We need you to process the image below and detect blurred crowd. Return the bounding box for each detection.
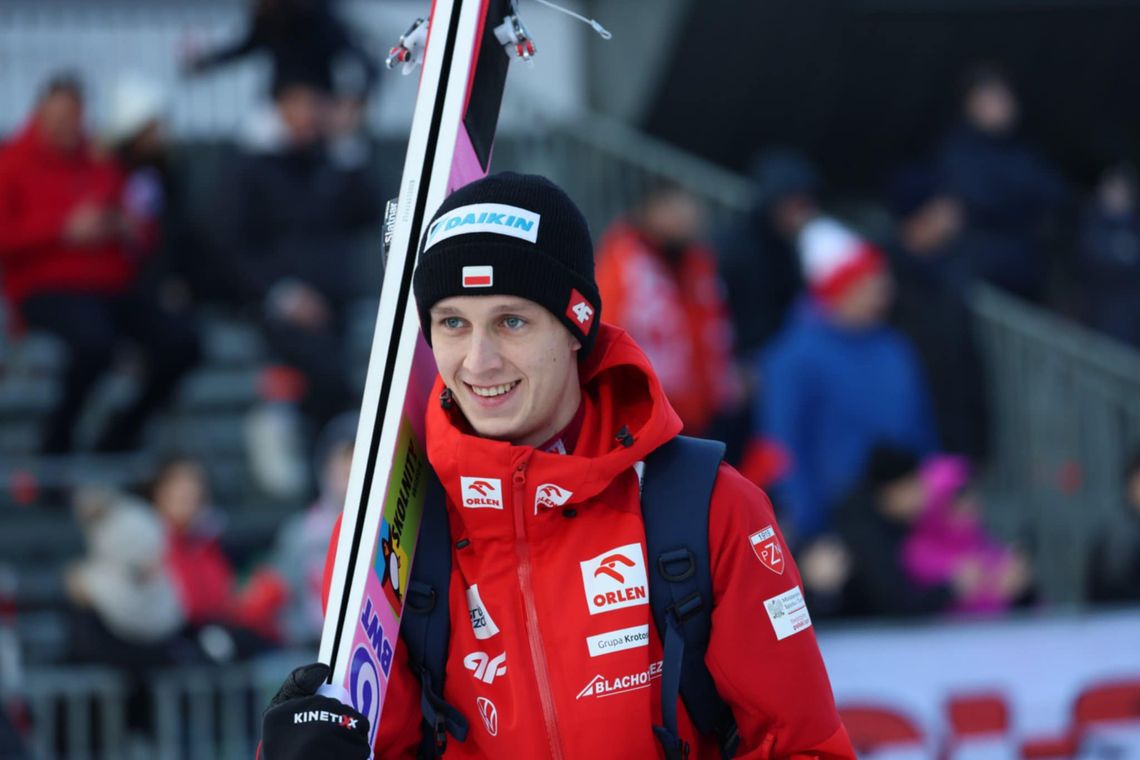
[0,0,384,751]
[593,64,1140,622]
[1,2,1140,751]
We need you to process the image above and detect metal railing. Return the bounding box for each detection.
[495,111,753,235]
[971,284,1140,604]
[500,112,1140,608]
[19,652,308,760]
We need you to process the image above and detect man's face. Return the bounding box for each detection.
[641,189,705,250]
[38,90,84,152]
[831,270,893,329]
[276,84,326,147]
[966,81,1018,136]
[429,295,582,447]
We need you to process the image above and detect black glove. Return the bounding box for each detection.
[260,662,372,760]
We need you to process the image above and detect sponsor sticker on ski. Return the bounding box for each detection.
[749,525,784,575]
[466,584,500,640]
[585,625,650,657]
[764,586,812,641]
[461,477,503,509]
[425,202,541,250]
[580,543,649,615]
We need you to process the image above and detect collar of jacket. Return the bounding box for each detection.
[425,323,683,540]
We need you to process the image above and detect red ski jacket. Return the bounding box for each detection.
[326,324,854,759]
[0,121,133,309]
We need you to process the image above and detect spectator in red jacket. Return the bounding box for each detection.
[0,74,200,453]
[595,182,744,439]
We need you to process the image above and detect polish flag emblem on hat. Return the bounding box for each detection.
[798,217,885,305]
[462,266,493,288]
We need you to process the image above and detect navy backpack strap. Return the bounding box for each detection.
[402,471,468,757]
[643,435,740,760]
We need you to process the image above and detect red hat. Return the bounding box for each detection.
[798,217,886,306]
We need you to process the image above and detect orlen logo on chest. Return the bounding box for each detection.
[460,477,503,510]
[580,542,649,616]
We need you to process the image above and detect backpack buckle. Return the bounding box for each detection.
[667,591,703,623]
[658,548,695,582]
[406,580,437,614]
[433,714,448,751]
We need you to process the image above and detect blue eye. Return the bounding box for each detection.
[502,316,526,330]
[440,316,464,329]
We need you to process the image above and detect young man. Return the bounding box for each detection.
[261,174,855,759]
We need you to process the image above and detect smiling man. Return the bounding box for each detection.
[260,173,855,760]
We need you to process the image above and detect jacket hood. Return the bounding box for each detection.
[425,323,683,534]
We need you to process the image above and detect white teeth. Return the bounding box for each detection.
[470,381,519,398]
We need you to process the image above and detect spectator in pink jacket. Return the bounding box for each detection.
[902,455,1033,614]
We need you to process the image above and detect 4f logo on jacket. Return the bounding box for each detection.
[461,477,503,509]
[580,543,649,615]
[464,651,507,684]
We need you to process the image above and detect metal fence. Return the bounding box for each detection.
[496,111,753,236]
[18,652,307,760]
[499,113,1140,607]
[972,285,1140,605]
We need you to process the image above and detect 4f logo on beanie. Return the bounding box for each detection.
[566,289,595,334]
[425,203,541,250]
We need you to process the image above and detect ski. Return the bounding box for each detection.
[317,0,514,745]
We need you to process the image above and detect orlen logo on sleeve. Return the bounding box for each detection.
[580,543,649,615]
[534,483,573,514]
[460,477,503,510]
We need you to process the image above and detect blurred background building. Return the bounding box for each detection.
[1,0,1139,758]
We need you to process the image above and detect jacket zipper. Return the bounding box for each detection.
[513,459,566,760]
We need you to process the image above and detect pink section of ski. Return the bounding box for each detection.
[448,125,490,193]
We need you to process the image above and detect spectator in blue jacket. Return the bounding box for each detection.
[757,217,938,546]
[937,64,1067,302]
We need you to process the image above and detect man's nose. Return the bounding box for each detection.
[462,328,503,376]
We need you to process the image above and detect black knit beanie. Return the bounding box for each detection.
[413,172,602,357]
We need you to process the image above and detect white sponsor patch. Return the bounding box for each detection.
[580,543,649,616]
[463,651,507,684]
[576,660,663,699]
[764,586,812,641]
[466,584,500,640]
[462,265,493,288]
[460,477,503,509]
[585,625,650,657]
[425,202,541,250]
[534,483,573,514]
